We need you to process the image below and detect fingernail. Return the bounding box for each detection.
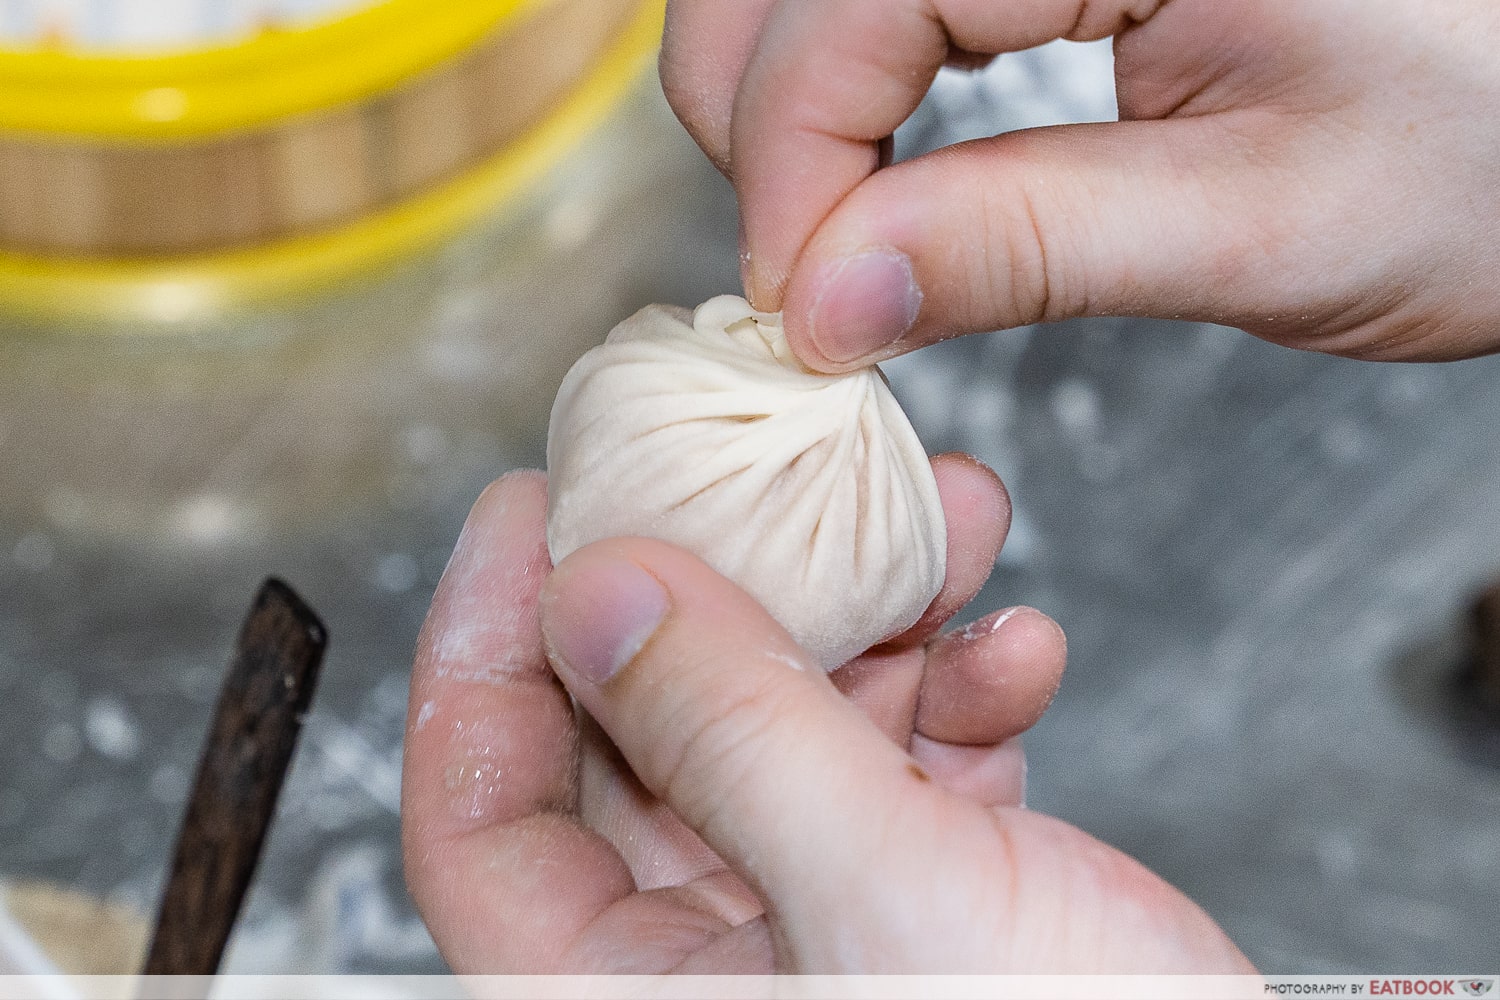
[806,249,922,365]
[543,557,668,684]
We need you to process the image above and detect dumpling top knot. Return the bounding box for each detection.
[546,295,947,670]
[693,294,797,366]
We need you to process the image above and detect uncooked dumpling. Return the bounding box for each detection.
[546,295,946,670]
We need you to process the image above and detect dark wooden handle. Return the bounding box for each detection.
[1469,583,1500,716]
[141,578,328,977]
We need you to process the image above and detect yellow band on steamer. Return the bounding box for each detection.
[0,0,554,140]
[0,0,665,323]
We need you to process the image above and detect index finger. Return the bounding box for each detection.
[731,0,945,309]
[659,0,778,173]
[401,471,633,972]
[731,0,1143,309]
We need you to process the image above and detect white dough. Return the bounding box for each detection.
[545,295,947,670]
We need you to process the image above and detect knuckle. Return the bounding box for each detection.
[649,668,799,833]
[656,45,693,118]
[657,55,731,172]
[972,175,1057,328]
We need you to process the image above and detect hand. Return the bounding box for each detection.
[402,463,1251,972]
[661,0,1500,365]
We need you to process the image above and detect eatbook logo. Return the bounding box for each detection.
[1461,981,1494,997]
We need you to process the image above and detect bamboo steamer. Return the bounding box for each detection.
[0,0,662,322]
[1,879,148,978]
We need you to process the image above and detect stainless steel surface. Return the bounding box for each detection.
[2,44,1497,974]
[888,328,1500,971]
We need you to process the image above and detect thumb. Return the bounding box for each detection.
[537,537,951,955]
[781,116,1346,371]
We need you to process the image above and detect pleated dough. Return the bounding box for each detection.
[546,295,946,670]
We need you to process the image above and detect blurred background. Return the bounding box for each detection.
[0,1,1496,979]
